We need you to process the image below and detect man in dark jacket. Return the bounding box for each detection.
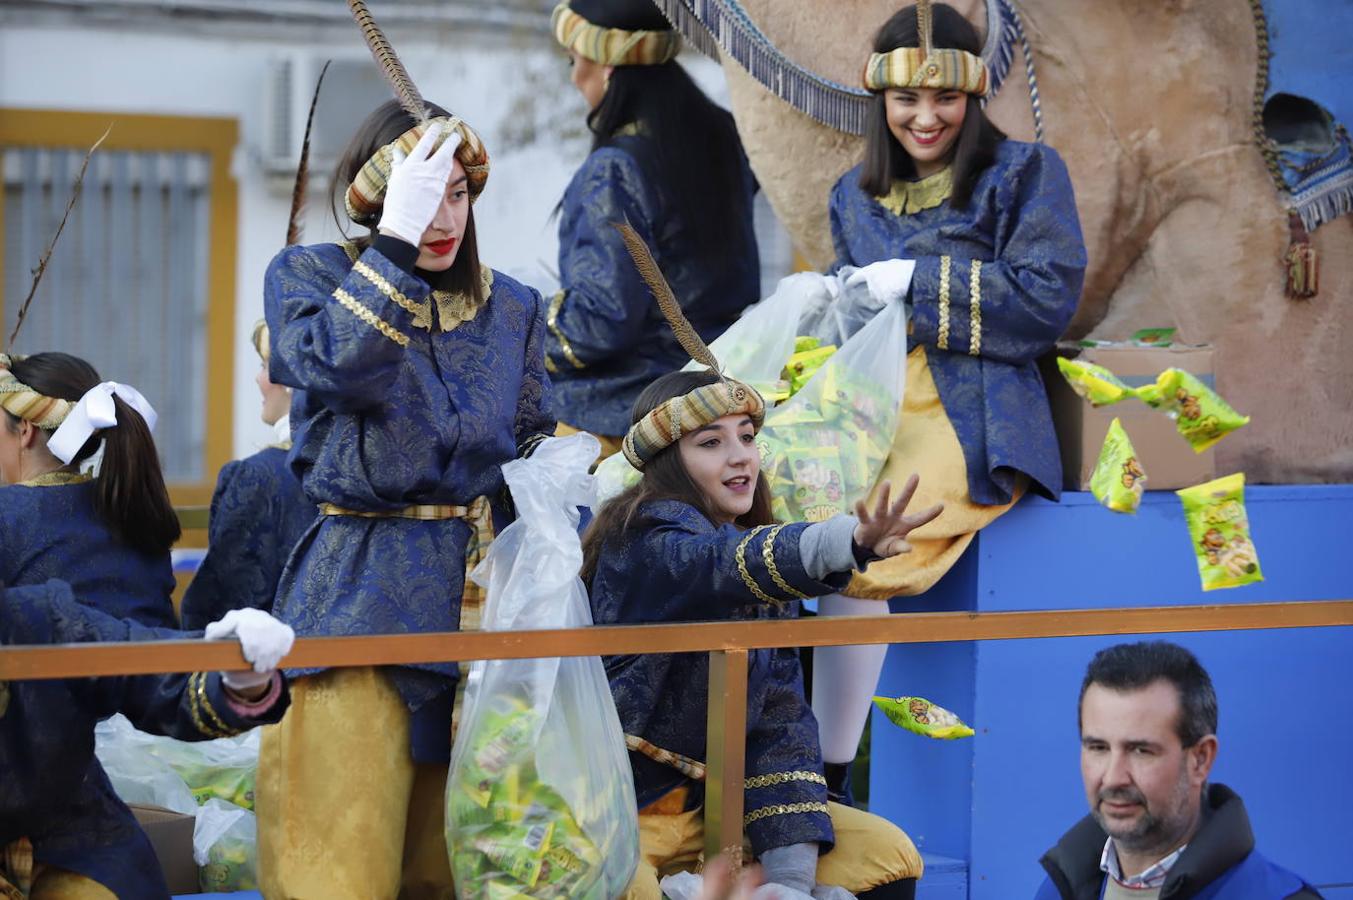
[1035,641,1320,900]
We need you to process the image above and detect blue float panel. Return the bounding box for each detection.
[870,486,1353,897]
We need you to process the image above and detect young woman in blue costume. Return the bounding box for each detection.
[256,93,555,896]
[0,352,179,628]
[810,1,1088,802]
[178,320,314,630]
[547,0,760,456]
[582,234,941,898]
[0,580,292,900]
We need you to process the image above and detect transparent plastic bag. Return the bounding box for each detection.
[193,798,258,892]
[797,265,886,348]
[758,294,908,522]
[446,433,640,899]
[94,714,198,815]
[691,271,825,393]
[95,713,260,811]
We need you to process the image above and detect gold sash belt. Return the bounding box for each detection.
[319,499,486,521]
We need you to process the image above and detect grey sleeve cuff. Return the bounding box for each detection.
[799,514,859,581]
[758,841,820,893]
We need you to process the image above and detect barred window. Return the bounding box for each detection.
[3,146,210,481]
[1,111,237,504]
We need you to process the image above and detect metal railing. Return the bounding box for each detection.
[3,599,1351,860]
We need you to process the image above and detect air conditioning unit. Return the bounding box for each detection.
[262,54,392,192]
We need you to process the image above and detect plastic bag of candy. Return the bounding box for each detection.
[1137,368,1249,452]
[758,293,907,522]
[446,434,638,899]
[1090,418,1146,514]
[193,798,258,892]
[872,695,974,740]
[1177,473,1264,591]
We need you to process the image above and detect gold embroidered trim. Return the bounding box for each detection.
[518,433,550,458]
[745,770,827,789]
[319,502,475,521]
[18,471,92,487]
[937,255,952,350]
[968,259,983,356]
[546,290,586,370]
[432,267,494,333]
[735,526,779,605]
[189,672,233,738]
[626,734,708,781]
[340,241,361,263]
[353,259,430,330]
[761,525,809,600]
[333,288,410,347]
[877,167,953,217]
[744,801,831,826]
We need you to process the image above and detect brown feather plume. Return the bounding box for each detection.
[286,60,330,246]
[346,0,428,123]
[612,220,723,375]
[7,125,111,350]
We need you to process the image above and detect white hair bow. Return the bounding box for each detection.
[47,381,157,464]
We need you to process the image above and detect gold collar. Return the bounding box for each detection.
[18,470,92,487]
[341,242,494,334]
[877,167,953,217]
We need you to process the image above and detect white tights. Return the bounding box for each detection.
[811,593,890,764]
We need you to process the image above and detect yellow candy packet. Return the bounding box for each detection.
[782,336,837,397]
[1056,357,1136,406]
[1090,418,1146,514]
[1177,473,1263,591]
[872,695,975,740]
[1138,369,1249,453]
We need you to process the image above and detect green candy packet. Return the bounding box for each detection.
[872,695,975,740]
[1137,368,1249,453]
[1089,418,1146,514]
[1055,357,1136,407]
[1130,327,1176,347]
[1177,473,1263,592]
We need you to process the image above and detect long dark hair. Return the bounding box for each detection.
[572,0,752,267]
[858,3,1005,208]
[331,99,484,302]
[580,369,773,583]
[4,352,180,556]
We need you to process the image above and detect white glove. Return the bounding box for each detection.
[204,608,295,691]
[844,258,915,306]
[377,122,462,247]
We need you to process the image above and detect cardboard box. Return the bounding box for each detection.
[130,803,199,895]
[1042,343,1216,491]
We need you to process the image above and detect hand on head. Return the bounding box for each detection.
[852,473,943,559]
[377,121,463,247]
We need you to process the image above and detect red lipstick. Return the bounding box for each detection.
[425,237,457,257]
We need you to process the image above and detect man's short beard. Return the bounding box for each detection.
[1094,771,1196,856]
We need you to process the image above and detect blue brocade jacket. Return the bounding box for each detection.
[829,139,1087,504]
[0,480,176,628]
[264,243,554,726]
[589,501,850,856]
[179,446,316,630]
[0,580,289,899]
[546,134,760,436]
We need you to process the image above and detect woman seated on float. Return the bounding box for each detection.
[0,352,180,627]
[581,251,941,898]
